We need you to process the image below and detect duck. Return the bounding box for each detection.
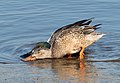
[20,42,52,61]
[20,18,105,61]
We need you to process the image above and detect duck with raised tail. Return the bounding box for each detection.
[21,18,105,61]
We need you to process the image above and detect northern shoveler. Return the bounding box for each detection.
[21,18,105,61]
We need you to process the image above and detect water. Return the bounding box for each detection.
[0,0,120,83]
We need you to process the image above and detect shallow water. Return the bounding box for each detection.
[0,0,120,83]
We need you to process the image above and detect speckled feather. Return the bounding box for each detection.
[48,18,94,45]
[51,25,103,58]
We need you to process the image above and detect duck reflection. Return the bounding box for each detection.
[28,58,98,83]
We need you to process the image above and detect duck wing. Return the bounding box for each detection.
[82,24,102,34]
[54,18,94,34]
[48,18,94,44]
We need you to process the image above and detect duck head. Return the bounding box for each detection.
[20,42,52,61]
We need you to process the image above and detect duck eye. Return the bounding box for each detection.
[38,51,44,55]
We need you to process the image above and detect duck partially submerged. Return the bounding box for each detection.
[21,18,105,61]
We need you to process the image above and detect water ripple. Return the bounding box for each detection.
[0,0,120,82]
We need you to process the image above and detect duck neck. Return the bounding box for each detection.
[45,49,52,58]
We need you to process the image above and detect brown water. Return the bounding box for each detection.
[0,0,120,83]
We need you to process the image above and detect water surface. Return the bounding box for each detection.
[0,0,120,83]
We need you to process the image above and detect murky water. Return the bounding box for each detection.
[0,0,120,83]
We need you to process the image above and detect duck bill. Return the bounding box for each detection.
[21,55,36,62]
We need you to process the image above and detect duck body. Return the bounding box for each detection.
[21,18,105,61]
[51,27,83,58]
[51,25,104,58]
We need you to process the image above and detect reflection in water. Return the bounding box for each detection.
[28,59,98,83]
